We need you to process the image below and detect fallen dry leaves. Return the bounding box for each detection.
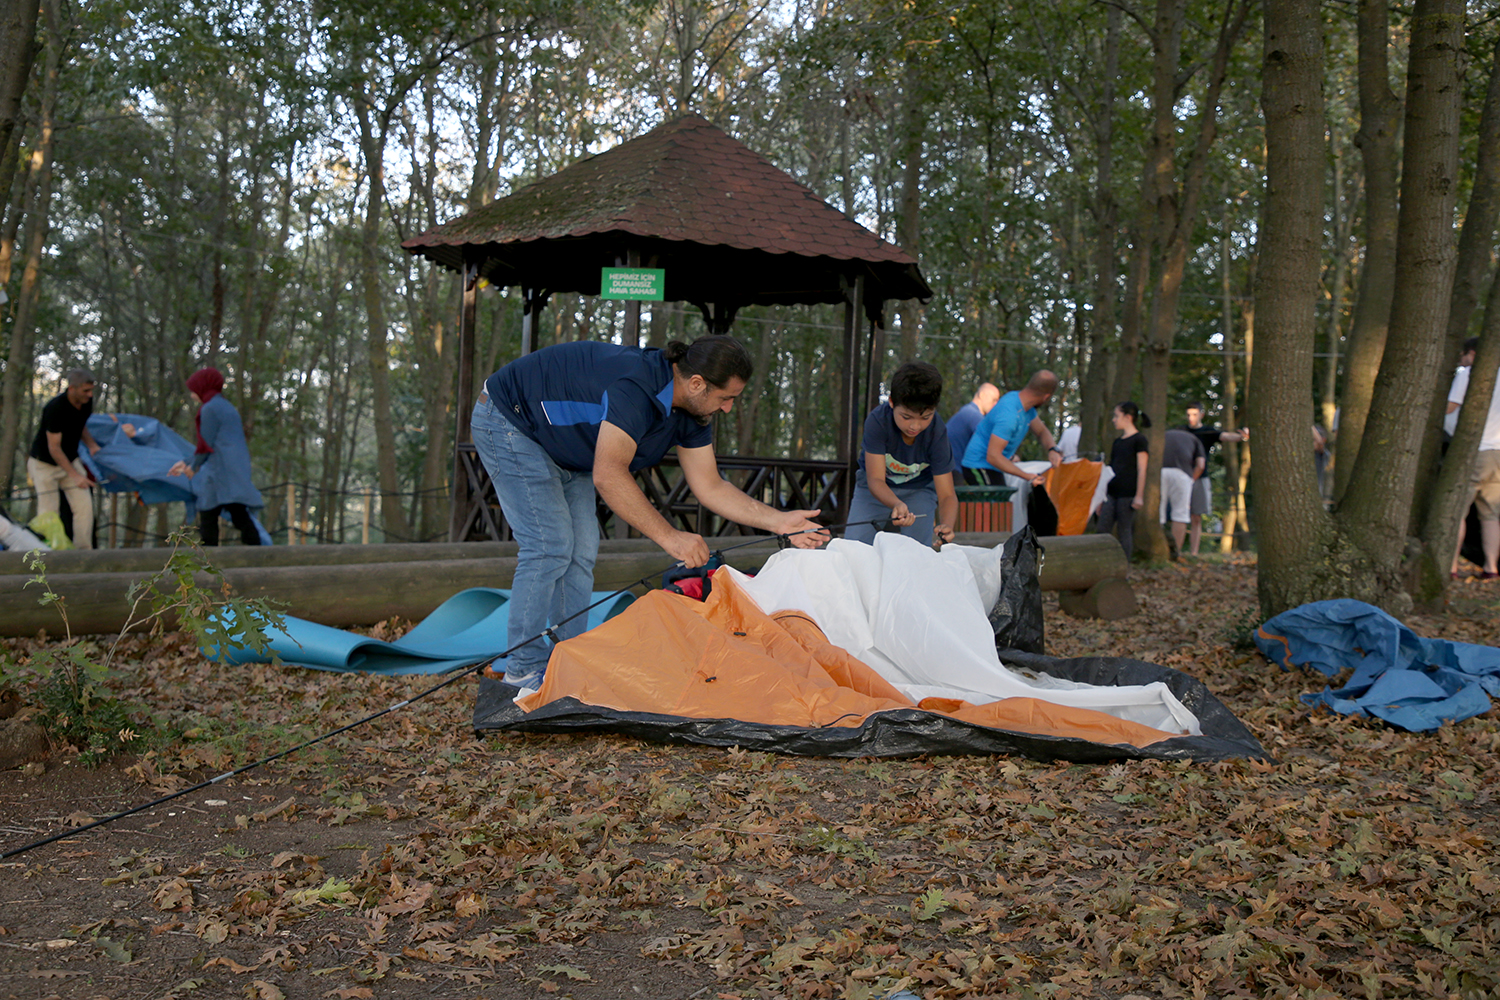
[1,554,1498,999]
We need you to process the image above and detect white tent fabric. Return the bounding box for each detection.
[726,533,1202,736]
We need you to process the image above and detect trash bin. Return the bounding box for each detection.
[955,484,1016,532]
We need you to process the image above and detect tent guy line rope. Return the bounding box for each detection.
[0,516,907,861]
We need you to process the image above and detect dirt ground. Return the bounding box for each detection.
[2,556,1498,1000]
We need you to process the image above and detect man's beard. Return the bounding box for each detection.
[675,403,715,427]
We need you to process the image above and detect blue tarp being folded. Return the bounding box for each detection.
[1256,598,1500,731]
[215,587,636,675]
[81,413,271,543]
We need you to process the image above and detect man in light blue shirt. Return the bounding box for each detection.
[961,369,1064,487]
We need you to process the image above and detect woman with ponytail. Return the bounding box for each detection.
[1096,401,1149,560]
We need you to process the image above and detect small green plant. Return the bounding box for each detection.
[22,532,287,765]
[912,886,951,920]
[1224,606,1264,651]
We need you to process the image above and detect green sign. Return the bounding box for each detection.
[600,267,665,301]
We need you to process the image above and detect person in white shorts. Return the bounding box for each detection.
[1454,359,1500,579]
[1160,429,1205,554]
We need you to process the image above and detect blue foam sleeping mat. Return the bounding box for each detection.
[215,588,636,675]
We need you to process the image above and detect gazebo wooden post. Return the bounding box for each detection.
[449,257,480,542]
[839,275,864,518]
[863,310,886,417]
[520,285,546,356]
[839,277,860,464]
[622,248,642,345]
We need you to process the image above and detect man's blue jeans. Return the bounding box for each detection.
[470,399,600,678]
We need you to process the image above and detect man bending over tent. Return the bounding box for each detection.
[472,334,827,689]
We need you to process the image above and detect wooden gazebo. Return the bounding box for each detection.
[402,114,932,541]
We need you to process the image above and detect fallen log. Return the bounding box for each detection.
[0,536,786,575]
[0,533,1131,636]
[1057,577,1139,621]
[0,543,784,637]
[1035,534,1137,619]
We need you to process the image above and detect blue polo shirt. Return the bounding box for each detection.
[855,401,955,491]
[945,401,983,469]
[961,390,1035,471]
[484,342,712,472]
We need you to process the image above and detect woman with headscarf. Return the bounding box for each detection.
[168,367,264,546]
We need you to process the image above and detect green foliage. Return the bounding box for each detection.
[20,533,286,765]
[1224,606,1264,652]
[34,639,136,767]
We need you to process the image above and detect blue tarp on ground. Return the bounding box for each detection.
[1256,598,1500,731]
[216,587,637,675]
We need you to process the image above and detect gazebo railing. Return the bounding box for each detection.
[452,443,851,542]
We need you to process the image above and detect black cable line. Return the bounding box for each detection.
[0,518,905,860]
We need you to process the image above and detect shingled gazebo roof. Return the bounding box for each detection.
[402,114,931,314]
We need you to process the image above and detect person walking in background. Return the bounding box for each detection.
[168,367,264,546]
[1160,428,1206,555]
[1096,402,1149,560]
[945,382,1000,485]
[27,368,101,548]
[960,370,1064,487]
[1453,356,1500,580]
[1445,338,1479,441]
[1177,402,1248,556]
[847,361,959,548]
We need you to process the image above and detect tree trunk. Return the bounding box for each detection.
[355,92,413,543]
[1338,0,1463,596]
[1418,259,1500,605]
[1252,0,1360,615]
[1333,0,1402,502]
[0,0,57,496]
[1135,0,1250,562]
[1219,221,1243,551]
[1111,214,1149,408]
[894,49,924,356]
[1320,127,1352,444]
[1410,35,1500,533]
[0,0,39,230]
[414,79,455,543]
[1079,4,1121,458]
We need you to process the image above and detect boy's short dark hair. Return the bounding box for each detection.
[1463,336,1480,355]
[889,361,943,411]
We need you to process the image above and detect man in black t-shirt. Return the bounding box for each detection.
[27,368,101,548]
[1177,402,1248,556]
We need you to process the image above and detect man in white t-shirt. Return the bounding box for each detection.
[1454,356,1500,579]
[1445,338,1478,439]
